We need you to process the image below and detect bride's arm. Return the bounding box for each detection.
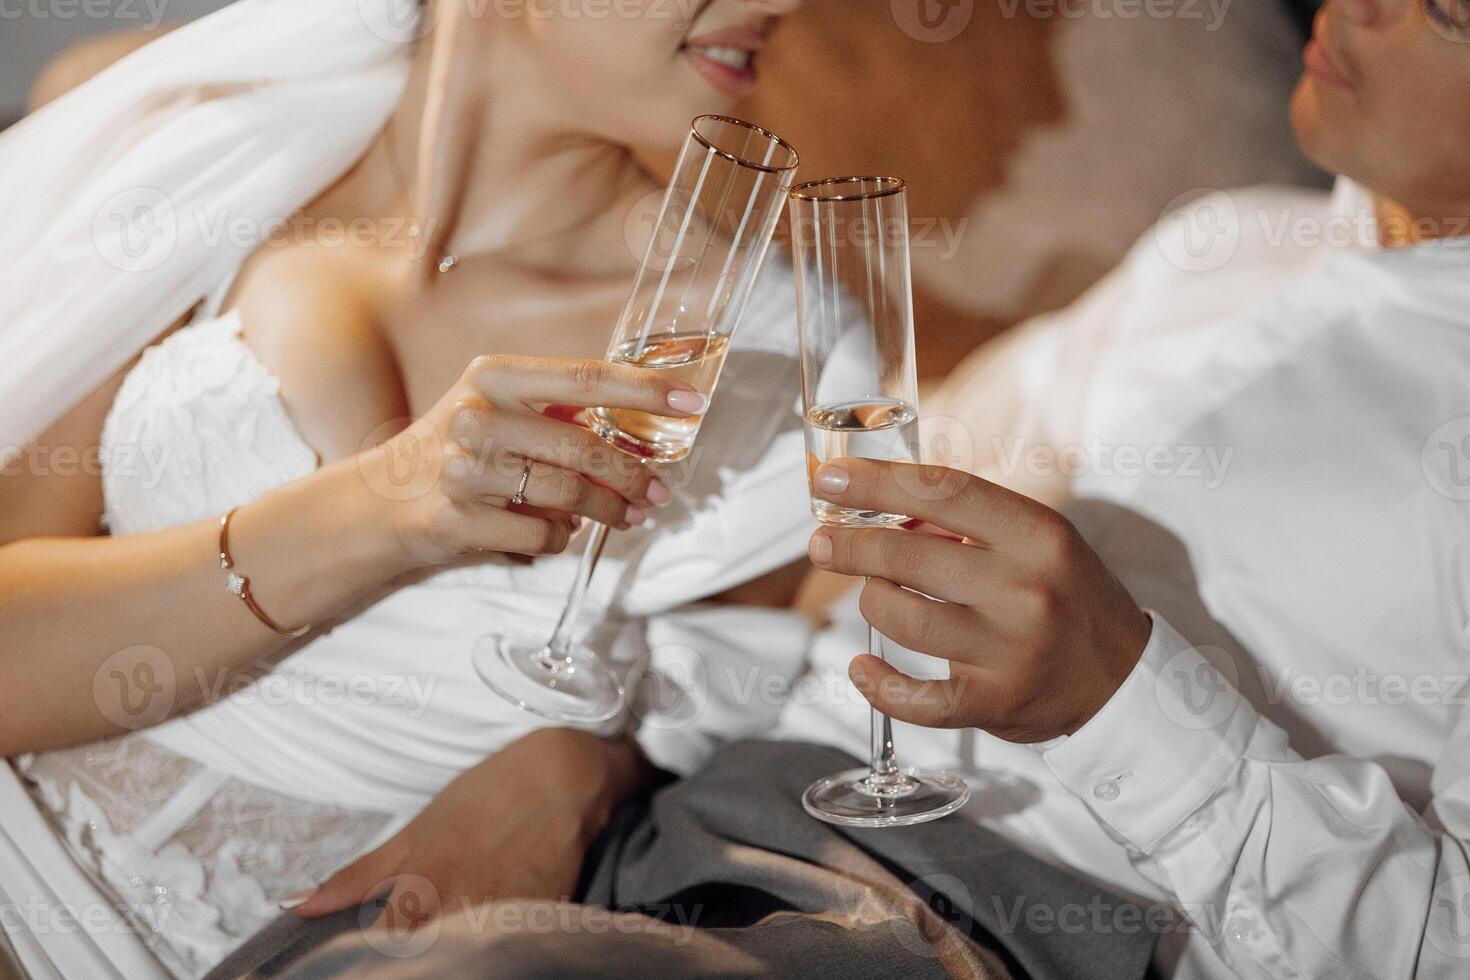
[0,352,698,757]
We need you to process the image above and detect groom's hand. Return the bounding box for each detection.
[289,728,653,929]
[807,459,1152,744]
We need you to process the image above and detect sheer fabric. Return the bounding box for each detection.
[17,742,393,979]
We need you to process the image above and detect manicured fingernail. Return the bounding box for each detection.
[646,479,673,506]
[809,530,833,566]
[850,661,869,687]
[278,891,316,911]
[626,506,647,526]
[570,516,583,531]
[667,389,709,416]
[815,464,849,494]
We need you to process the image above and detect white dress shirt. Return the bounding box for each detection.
[780,181,1470,979]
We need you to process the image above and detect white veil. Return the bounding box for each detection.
[0,0,421,461]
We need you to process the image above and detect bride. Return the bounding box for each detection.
[0,0,811,976]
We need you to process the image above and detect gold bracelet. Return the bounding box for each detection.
[219,508,311,638]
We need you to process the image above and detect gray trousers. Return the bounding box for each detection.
[205,741,1158,980]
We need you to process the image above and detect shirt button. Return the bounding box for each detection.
[1093,779,1121,802]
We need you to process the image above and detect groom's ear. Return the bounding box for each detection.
[29,27,174,113]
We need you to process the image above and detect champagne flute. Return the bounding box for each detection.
[473,115,800,724]
[790,176,971,827]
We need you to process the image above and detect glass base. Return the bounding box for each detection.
[803,766,971,828]
[473,630,625,725]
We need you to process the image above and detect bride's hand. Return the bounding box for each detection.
[287,729,654,927]
[362,355,706,566]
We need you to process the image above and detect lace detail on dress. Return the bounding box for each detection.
[100,312,319,537]
[17,738,391,979]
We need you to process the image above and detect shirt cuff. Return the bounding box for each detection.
[1042,611,1258,853]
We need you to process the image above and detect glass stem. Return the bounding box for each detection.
[541,522,612,663]
[865,576,901,784]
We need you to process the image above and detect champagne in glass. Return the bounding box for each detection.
[804,397,919,526]
[589,330,731,462]
[473,116,799,724]
[790,176,970,827]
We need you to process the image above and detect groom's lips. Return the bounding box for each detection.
[1304,12,1355,91]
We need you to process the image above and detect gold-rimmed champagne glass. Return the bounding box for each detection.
[473,116,799,724]
[790,176,971,826]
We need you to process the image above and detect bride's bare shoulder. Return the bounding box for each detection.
[231,242,409,464]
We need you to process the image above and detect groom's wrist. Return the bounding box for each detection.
[521,729,656,832]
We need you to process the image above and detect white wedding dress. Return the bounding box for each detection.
[6,256,816,978]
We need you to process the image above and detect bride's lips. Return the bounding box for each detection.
[682,26,767,99]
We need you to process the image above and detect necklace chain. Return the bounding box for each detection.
[381,122,632,275]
